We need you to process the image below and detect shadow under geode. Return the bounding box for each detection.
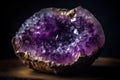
[57,66,120,77]
[31,65,120,78]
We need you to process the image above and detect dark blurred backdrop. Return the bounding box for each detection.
[1,0,120,59]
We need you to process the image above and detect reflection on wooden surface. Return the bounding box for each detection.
[0,57,120,80]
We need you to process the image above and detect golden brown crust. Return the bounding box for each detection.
[14,50,101,74]
[16,52,56,73]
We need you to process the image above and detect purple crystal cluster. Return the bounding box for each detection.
[13,7,105,65]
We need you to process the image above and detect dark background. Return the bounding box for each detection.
[1,0,120,59]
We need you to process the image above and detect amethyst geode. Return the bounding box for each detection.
[12,6,105,74]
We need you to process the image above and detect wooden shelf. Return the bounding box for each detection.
[0,57,120,80]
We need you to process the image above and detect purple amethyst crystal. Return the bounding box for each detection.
[12,6,105,73]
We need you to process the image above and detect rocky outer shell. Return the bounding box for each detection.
[12,6,105,74]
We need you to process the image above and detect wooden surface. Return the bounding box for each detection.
[0,57,120,80]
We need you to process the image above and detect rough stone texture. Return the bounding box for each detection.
[12,6,105,67]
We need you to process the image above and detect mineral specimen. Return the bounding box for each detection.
[12,6,105,74]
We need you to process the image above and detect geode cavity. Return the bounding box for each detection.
[12,6,105,74]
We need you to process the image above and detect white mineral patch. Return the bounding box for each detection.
[71,17,76,22]
[73,29,79,35]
